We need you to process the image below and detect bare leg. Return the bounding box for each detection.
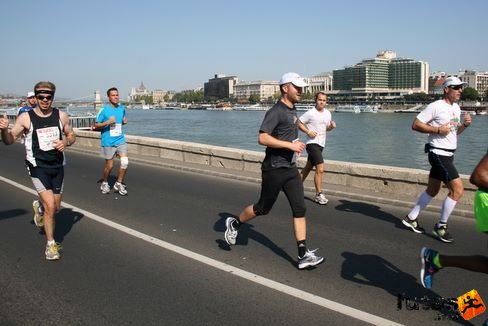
[439,255,488,273]
[293,217,306,242]
[239,205,256,223]
[38,190,57,242]
[314,163,324,193]
[300,161,313,182]
[103,159,114,182]
[117,154,128,183]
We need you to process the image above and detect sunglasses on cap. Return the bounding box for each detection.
[448,85,463,90]
[36,95,53,101]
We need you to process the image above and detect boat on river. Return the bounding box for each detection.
[233,104,269,111]
[335,105,378,113]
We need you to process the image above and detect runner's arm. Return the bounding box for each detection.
[0,113,28,145]
[470,154,488,189]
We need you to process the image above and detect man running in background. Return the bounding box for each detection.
[17,91,37,115]
[299,91,336,205]
[94,87,129,196]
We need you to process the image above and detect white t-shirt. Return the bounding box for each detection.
[299,107,332,147]
[416,99,461,156]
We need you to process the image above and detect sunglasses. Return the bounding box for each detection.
[448,85,463,90]
[36,95,53,101]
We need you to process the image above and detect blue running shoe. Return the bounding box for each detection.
[420,247,440,289]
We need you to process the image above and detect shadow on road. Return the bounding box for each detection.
[0,209,28,221]
[341,251,471,324]
[53,208,84,243]
[334,199,442,242]
[335,199,404,228]
[215,213,296,267]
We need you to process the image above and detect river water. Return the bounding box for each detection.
[111,108,486,175]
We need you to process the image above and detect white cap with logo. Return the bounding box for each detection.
[279,72,309,87]
[443,76,467,88]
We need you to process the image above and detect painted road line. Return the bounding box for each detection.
[0,175,403,326]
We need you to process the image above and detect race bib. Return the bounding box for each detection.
[36,127,60,151]
[110,123,122,137]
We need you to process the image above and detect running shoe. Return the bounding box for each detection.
[402,215,425,234]
[32,199,44,227]
[420,247,440,289]
[54,242,63,252]
[433,224,454,243]
[100,182,110,194]
[45,243,60,260]
[224,217,238,245]
[297,249,325,270]
[314,193,329,205]
[114,182,128,196]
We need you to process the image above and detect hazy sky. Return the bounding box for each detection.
[2,0,487,99]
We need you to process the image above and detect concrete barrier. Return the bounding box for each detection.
[72,130,476,207]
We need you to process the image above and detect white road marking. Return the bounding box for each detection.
[0,175,403,326]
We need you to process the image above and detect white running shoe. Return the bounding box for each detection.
[100,182,110,194]
[297,249,325,269]
[45,243,60,261]
[224,217,238,245]
[114,182,128,196]
[32,199,44,227]
[314,193,329,205]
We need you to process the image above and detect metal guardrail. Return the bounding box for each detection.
[3,111,95,129]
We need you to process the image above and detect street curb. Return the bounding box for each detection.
[70,146,473,219]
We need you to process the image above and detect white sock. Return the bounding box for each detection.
[47,240,56,246]
[439,197,457,224]
[408,192,432,220]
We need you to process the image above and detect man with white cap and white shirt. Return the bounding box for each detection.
[224,72,325,270]
[402,76,472,243]
[17,91,37,115]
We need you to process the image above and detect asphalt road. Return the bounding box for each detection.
[0,144,486,325]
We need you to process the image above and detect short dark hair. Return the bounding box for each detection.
[314,91,327,101]
[107,87,118,96]
[34,81,56,95]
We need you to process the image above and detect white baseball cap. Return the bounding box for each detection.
[443,76,467,87]
[27,91,35,98]
[279,72,309,87]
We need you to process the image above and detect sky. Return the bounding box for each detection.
[1,0,487,99]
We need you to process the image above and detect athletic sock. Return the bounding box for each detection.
[47,240,56,246]
[408,191,433,220]
[439,197,457,224]
[297,240,307,258]
[433,253,443,269]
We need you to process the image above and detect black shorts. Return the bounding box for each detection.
[26,162,64,194]
[306,143,324,166]
[428,152,459,183]
[253,167,306,217]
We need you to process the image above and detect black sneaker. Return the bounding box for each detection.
[433,224,454,243]
[402,215,425,234]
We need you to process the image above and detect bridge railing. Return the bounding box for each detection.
[3,111,95,129]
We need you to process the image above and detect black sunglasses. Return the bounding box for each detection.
[448,85,463,90]
[36,95,53,101]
